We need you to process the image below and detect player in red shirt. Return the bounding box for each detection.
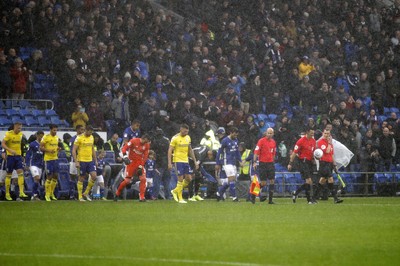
[252,128,276,204]
[315,129,343,204]
[115,134,151,202]
[288,128,317,204]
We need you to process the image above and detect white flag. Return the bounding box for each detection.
[315,138,354,170]
[332,139,354,169]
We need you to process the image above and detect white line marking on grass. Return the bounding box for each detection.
[343,203,400,206]
[0,252,277,266]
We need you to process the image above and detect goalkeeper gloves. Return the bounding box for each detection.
[123,155,131,165]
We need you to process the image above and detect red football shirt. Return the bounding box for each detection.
[254,137,276,163]
[121,138,150,165]
[317,138,334,163]
[294,136,316,161]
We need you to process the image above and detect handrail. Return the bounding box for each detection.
[0,99,54,110]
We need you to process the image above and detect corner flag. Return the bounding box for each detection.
[249,175,261,196]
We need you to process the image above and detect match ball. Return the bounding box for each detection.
[313,148,323,159]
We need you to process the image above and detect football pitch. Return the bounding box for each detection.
[1,197,399,266]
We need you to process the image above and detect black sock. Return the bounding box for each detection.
[268,184,275,202]
[194,178,201,195]
[295,183,307,195]
[305,184,311,202]
[328,182,337,200]
[314,183,323,200]
[188,180,195,198]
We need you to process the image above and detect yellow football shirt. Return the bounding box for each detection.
[74,134,94,162]
[41,134,59,161]
[3,130,23,156]
[170,134,191,163]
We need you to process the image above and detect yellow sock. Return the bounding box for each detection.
[45,179,52,197]
[5,175,11,196]
[176,181,183,201]
[77,181,83,199]
[183,179,190,188]
[50,179,58,195]
[18,174,25,194]
[84,179,95,195]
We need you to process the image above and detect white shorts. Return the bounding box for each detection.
[96,175,104,183]
[146,177,153,186]
[30,166,43,178]
[222,164,237,178]
[0,170,5,182]
[220,178,229,186]
[69,161,78,175]
[0,170,19,182]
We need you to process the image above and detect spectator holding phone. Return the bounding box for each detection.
[71,104,89,128]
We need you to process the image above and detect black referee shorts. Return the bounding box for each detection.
[298,159,314,179]
[258,162,275,181]
[319,161,334,178]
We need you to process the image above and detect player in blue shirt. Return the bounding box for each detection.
[25,131,45,200]
[123,119,141,144]
[215,127,242,202]
[145,150,158,200]
[94,150,107,200]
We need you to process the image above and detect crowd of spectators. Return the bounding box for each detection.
[1,0,400,172]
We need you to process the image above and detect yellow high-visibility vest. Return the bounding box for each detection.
[240,149,251,174]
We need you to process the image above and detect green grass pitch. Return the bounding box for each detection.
[1,197,400,266]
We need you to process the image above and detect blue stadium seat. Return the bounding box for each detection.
[384,107,390,115]
[45,109,58,117]
[390,107,399,114]
[374,173,389,183]
[294,172,303,183]
[274,163,285,171]
[378,115,387,124]
[275,173,284,194]
[49,116,63,126]
[50,116,69,128]
[38,116,51,127]
[12,117,25,125]
[268,114,277,121]
[257,113,269,122]
[384,173,394,183]
[25,117,39,127]
[32,109,44,117]
[340,173,354,193]
[105,151,116,161]
[394,174,400,183]
[266,122,275,128]
[6,109,19,118]
[18,100,33,109]
[19,109,32,117]
[0,117,12,126]
[104,157,116,164]
[284,173,298,193]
